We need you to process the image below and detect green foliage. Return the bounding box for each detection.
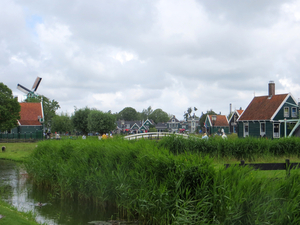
[158,135,300,161]
[25,138,300,224]
[87,109,116,134]
[0,199,40,224]
[0,83,21,131]
[183,106,198,121]
[71,107,91,134]
[140,106,153,120]
[51,112,73,133]
[118,107,139,121]
[148,108,170,124]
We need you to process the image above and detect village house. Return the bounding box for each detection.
[9,102,44,138]
[204,114,229,135]
[228,108,244,133]
[237,81,299,138]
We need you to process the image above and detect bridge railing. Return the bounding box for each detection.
[123,132,189,140]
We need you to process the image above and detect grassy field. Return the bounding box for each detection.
[0,142,38,162]
[0,198,42,225]
[3,137,300,224]
[22,137,300,224]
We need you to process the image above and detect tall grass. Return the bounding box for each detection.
[25,137,300,224]
[158,135,300,161]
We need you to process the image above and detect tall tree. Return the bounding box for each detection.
[72,107,91,135]
[140,106,153,120]
[148,109,170,124]
[87,109,116,134]
[184,107,198,121]
[199,110,217,128]
[0,83,21,131]
[51,112,73,133]
[118,107,139,121]
[25,95,60,131]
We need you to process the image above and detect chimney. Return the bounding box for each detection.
[229,103,232,115]
[268,81,275,97]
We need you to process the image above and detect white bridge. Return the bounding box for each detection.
[124,132,189,140]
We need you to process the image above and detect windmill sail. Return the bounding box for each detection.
[32,77,42,92]
[17,84,31,94]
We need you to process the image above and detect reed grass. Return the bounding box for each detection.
[25,136,300,224]
[158,135,300,161]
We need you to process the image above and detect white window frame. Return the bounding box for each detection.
[273,123,280,138]
[292,107,297,118]
[284,107,289,117]
[260,122,266,137]
[244,122,249,137]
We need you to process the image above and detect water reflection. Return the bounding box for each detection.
[0,160,118,225]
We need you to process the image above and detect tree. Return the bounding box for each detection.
[140,106,153,120]
[0,83,21,131]
[87,109,116,134]
[148,109,170,124]
[184,107,198,121]
[118,107,139,121]
[199,109,217,128]
[51,112,73,133]
[25,95,60,131]
[72,107,91,135]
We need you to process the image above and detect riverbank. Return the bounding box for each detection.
[0,142,43,225]
[0,199,42,225]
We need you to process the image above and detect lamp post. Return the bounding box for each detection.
[211,115,217,135]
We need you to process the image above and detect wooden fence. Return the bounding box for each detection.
[225,159,300,176]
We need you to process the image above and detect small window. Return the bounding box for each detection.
[284,107,289,117]
[273,123,280,138]
[292,107,297,118]
[260,122,266,136]
[172,119,175,123]
[244,123,249,137]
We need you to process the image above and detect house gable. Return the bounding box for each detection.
[238,94,288,121]
[272,94,298,120]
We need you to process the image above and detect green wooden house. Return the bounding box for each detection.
[9,102,44,138]
[237,81,299,138]
[204,114,229,135]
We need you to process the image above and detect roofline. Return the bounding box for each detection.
[270,93,290,120]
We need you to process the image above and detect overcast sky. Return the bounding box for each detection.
[2,0,300,120]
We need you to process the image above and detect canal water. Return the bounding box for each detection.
[0,159,119,225]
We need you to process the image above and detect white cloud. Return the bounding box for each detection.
[1,0,300,120]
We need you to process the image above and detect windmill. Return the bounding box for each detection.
[17,77,42,99]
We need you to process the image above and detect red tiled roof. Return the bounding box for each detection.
[209,115,229,126]
[19,102,43,126]
[238,94,288,121]
[237,109,244,116]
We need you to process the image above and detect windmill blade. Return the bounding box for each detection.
[17,84,31,94]
[32,77,42,92]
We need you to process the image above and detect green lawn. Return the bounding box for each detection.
[0,200,42,225]
[0,142,38,162]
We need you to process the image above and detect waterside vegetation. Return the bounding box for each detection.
[24,136,300,224]
[0,199,42,225]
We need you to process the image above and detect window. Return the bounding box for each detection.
[284,107,289,117]
[260,122,266,136]
[244,123,249,137]
[273,123,280,138]
[292,107,297,118]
